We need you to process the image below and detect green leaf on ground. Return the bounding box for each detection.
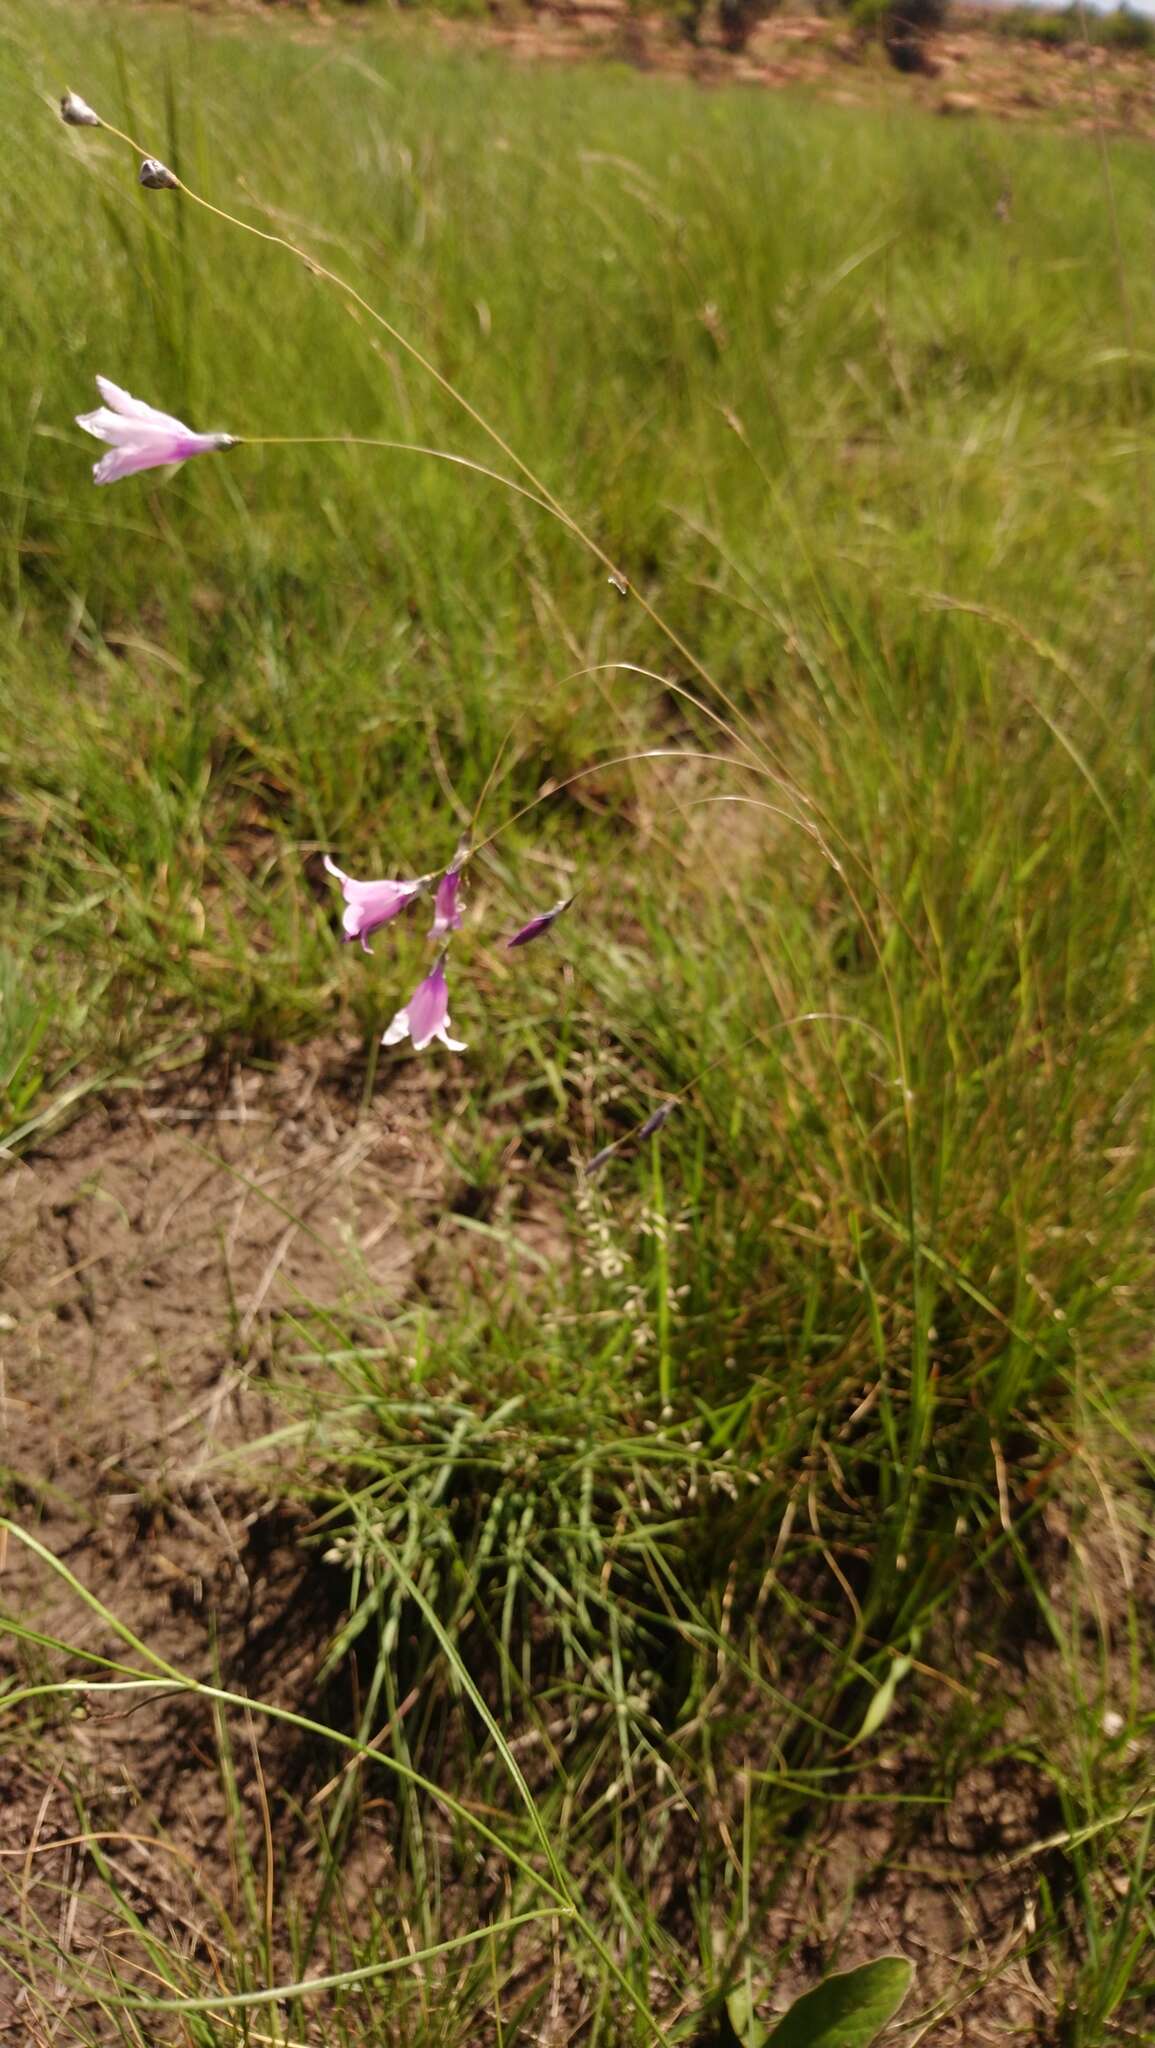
[761,1957,914,2048]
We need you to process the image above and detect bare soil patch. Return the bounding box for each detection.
[0,1050,458,2038]
[2,1042,445,1470]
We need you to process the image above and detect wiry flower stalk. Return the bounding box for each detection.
[53,82,769,781]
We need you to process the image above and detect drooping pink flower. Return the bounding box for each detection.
[429,865,464,940]
[76,377,236,486]
[382,954,465,1054]
[506,895,575,950]
[323,855,427,954]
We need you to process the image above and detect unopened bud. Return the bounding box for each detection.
[60,90,101,127]
[139,157,179,191]
[638,1100,676,1141]
[585,1145,617,1179]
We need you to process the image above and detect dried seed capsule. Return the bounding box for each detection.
[139,157,179,190]
[60,90,101,127]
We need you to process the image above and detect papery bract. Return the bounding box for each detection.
[382,954,465,1054]
[323,854,426,954]
[76,377,236,486]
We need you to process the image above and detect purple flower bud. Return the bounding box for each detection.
[429,865,464,940]
[382,954,465,1054]
[76,377,235,486]
[139,157,179,190]
[506,895,575,951]
[323,855,427,954]
[585,1101,676,1178]
[638,1100,677,1140]
[60,91,101,127]
[585,1144,618,1178]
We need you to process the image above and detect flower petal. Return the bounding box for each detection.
[91,443,185,485]
[76,407,142,448]
[405,956,454,1051]
[410,1010,448,1054]
[94,377,191,435]
[380,960,465,1057]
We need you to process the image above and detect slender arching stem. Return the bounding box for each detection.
[88,115,770,769]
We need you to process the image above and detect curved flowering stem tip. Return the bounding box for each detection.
[383,954,465,1055]
[323,855,428,954]
[76,377,236,486]
[506,895,575,951]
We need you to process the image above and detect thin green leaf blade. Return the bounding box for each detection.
[850,1654,914,1748]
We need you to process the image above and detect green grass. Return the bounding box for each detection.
[3,1,1155,2041]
